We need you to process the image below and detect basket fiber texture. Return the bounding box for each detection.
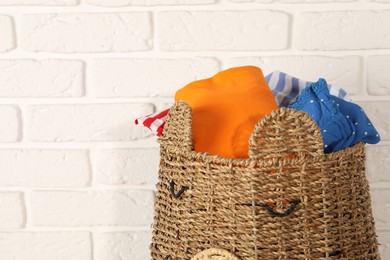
[191,248,240,260]
[150,101,380,260]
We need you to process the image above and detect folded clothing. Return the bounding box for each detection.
[288,78,380,153]
[135,68,380,155]
[135,109,169,137]
[265,71,351,107]
[136,70,352,138]
[175,66,278,158]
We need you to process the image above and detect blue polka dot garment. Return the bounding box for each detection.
[288,78,381,153]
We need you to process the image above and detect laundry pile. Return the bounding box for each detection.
[135,66,380,158]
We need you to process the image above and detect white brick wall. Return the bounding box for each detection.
[89,58,220,97]
[0,59,84,97]
[95,231,152,260]
[0,15,15,52]
[0,232,92,260]
[0,106,20,142]
[86,0,216,6]
[228,56,363,94]
[0,193,25,229]
[27,103,154,141]
[31,190,154,226]
[95,149,159,185]
[0,0,79,5]
[0,150,90,187]
[296,10,390,50]
[0,1,389,259]
[367,56,390,95]
[158,10,290,51]
[21,13,152,53]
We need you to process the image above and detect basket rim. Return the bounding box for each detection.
[158,101,365,166]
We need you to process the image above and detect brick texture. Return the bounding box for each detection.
[0,0,78,5]
[367,56,390,95]
[95,231,152,260]
[0,150,90,187]
[0,59,84,97]
[89,58,220,97]
[296,10,390,50]
[228,56,362,95]
[378,232,390,257]
[95,149,159,185]
[358,102,390,141]
[21,13,152,53]
[27,104,154,142]
[31,190,155,226]
[85,0,215,6]
[0,232,92,260]
[0,106,20,142]
[1,1,390,259]
[371,189,390,226]
[158,11,290,51]
[0,192,25,229]
[0,15,15,52]
[229,0,354,2]
[366,146,390,184]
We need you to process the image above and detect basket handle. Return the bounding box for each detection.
[158,100,193,151]
[249,107,324,159]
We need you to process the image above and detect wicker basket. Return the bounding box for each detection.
[150,101,380,260]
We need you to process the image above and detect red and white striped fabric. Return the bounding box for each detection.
[135,108,170,137]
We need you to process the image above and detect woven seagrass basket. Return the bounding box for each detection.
[150,101,380,260]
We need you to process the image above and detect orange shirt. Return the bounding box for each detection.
[175,66,278,158]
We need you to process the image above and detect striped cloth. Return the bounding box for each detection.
[135,71,352,137]
[134,108,170,137]
[265,71,351,107]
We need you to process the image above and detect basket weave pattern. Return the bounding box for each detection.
[150,101,380,259]
[191,248,240,260]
